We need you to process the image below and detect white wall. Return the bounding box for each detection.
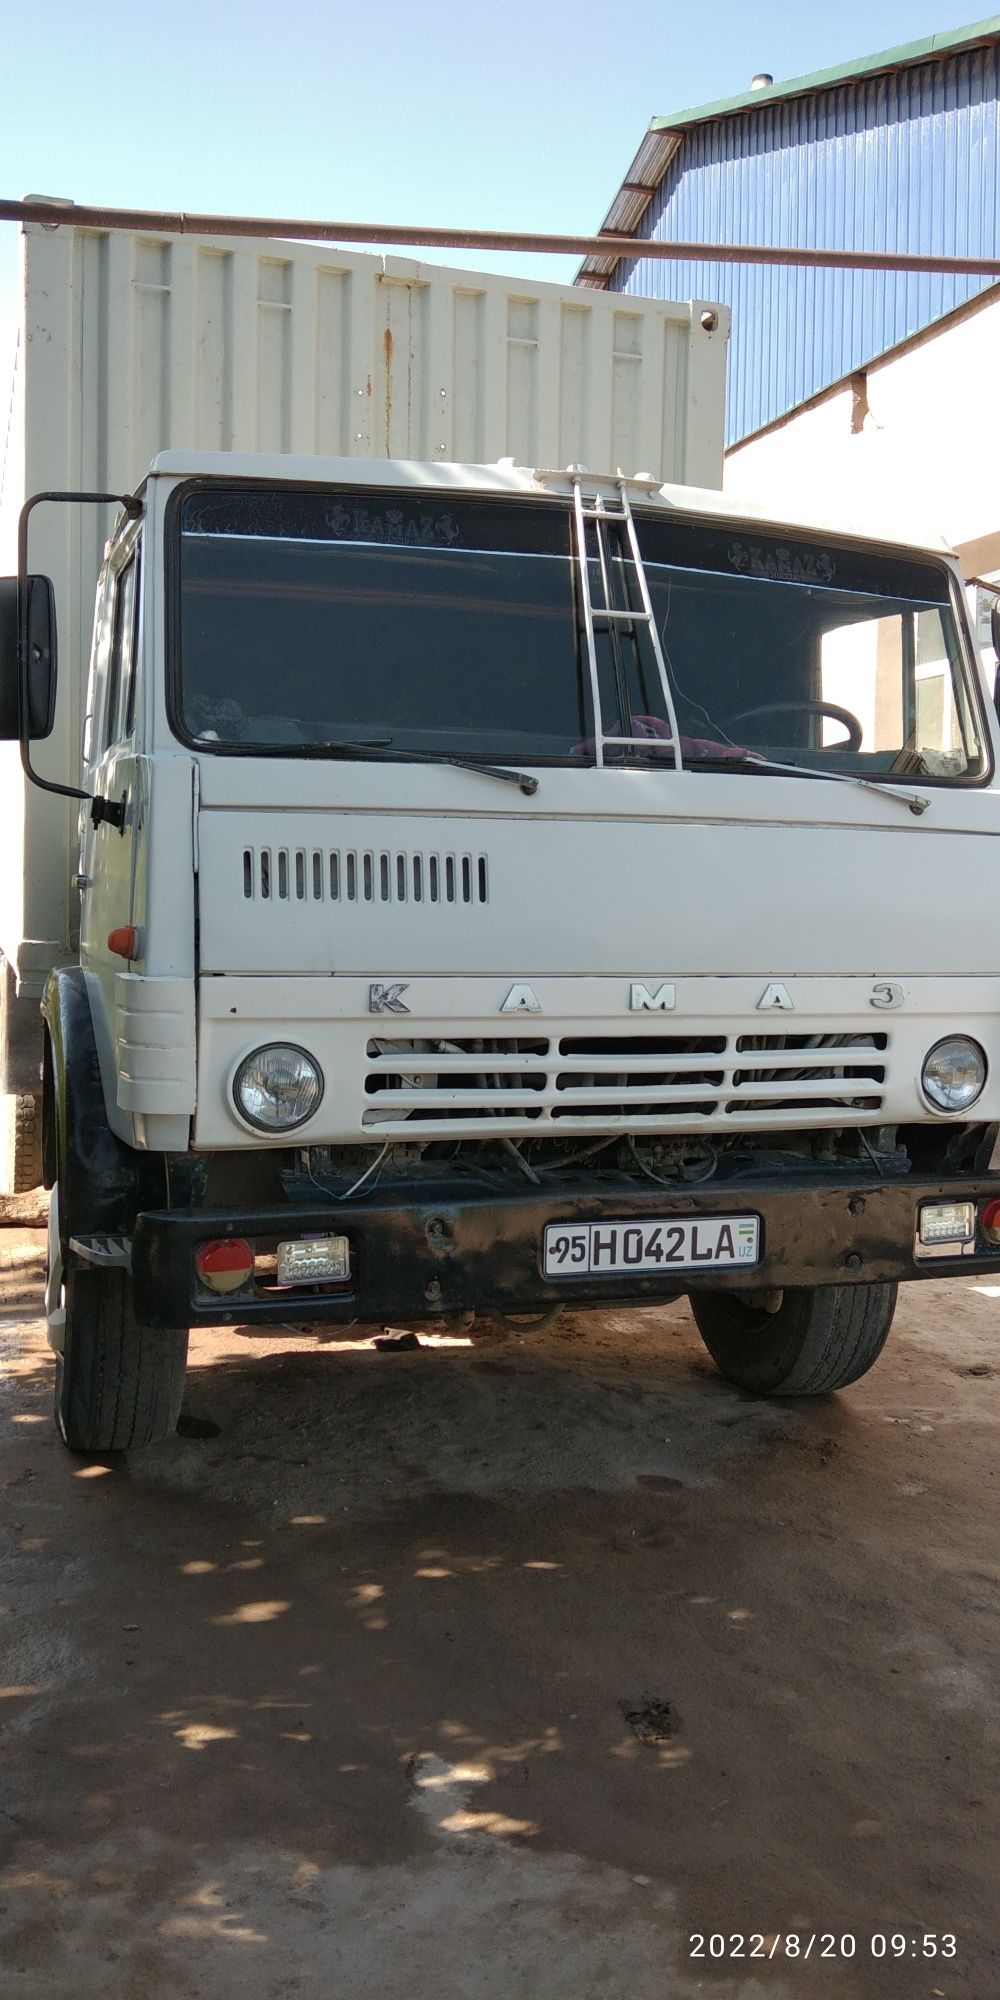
[726,287,1000,582]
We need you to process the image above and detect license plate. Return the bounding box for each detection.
[542,1214,760,1278]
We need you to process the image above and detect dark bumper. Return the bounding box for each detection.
[128,1172,1000,1329]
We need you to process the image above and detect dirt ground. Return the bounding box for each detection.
[1,1228,998,2000]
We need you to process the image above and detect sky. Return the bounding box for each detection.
[0,0,994,357]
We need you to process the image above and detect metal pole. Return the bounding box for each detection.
[3,196,1000,278]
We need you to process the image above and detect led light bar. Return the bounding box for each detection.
[275,1235,351,1285]
[917,1202,975,1246]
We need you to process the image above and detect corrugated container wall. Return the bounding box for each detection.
[611,40,1000,444]
[15,221,727,498]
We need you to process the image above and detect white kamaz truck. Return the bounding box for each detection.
[4,216,1000,1450]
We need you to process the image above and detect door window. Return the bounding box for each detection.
[104,548,141,749]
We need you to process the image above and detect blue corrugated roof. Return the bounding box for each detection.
[584,19,1000,444]
[585,23,1000,444]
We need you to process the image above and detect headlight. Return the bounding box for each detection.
[233,1044,324,1131]
[920,1036,987,1114]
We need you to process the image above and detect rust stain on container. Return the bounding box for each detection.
[383,326,393,452]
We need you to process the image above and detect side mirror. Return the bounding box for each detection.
[0,575,58,741]
[992,600,1000,661]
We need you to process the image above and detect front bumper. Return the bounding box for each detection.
[129,1170,1000,1328]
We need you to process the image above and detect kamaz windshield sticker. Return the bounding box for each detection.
[323,505,462,548]
[728,540,836,586]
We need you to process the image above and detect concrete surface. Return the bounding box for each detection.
[1,1227,998,1999]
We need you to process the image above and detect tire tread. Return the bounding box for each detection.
[690,1281,896,1397]
[4,1092,43,1195]
[57,1264,188,1452]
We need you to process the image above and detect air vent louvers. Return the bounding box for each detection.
[242,846,489,907]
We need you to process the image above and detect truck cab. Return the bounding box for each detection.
[7,448,1000,1448]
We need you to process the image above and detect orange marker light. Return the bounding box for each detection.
[107,925,139,959]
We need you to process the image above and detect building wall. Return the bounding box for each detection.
[725,285,1000,582]
[613,41,1000,444]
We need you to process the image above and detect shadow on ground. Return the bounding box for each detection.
[1,1234,998,1997]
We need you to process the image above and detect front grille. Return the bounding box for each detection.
[242,845,489,907]
[363,1029,889,1134]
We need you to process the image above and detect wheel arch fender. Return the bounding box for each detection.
[41,968,138,1237]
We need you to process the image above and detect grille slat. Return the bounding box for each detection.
[242,845,488,907]
[362,1029,890,1133]
[364,1080,883,1111]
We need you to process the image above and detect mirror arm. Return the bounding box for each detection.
[18,488,140,802]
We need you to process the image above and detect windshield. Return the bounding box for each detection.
[173,485,986,784]
[175,488,587,759]
[634,518,985,783]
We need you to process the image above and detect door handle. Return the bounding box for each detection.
[90,790,128,832]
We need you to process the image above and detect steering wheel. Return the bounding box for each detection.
[725,699,864,752]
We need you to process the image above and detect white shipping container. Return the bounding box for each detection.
[0,219,728,1008]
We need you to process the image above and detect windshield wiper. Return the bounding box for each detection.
[684,749,930,816]
[255,738,538,796]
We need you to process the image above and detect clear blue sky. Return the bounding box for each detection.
[0,1,994,320]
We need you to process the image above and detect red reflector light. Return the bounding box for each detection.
[980,1199,1000,1244]
[195,1238,255,1293]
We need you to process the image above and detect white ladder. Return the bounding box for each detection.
[571,474,684,771]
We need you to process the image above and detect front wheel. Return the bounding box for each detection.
[50,1204,188,1451]
[688,1282,897,1396]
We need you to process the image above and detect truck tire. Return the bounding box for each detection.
[688,1282,897,1396]
[1,1091,43,1194]
[52,1225,188,1452]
